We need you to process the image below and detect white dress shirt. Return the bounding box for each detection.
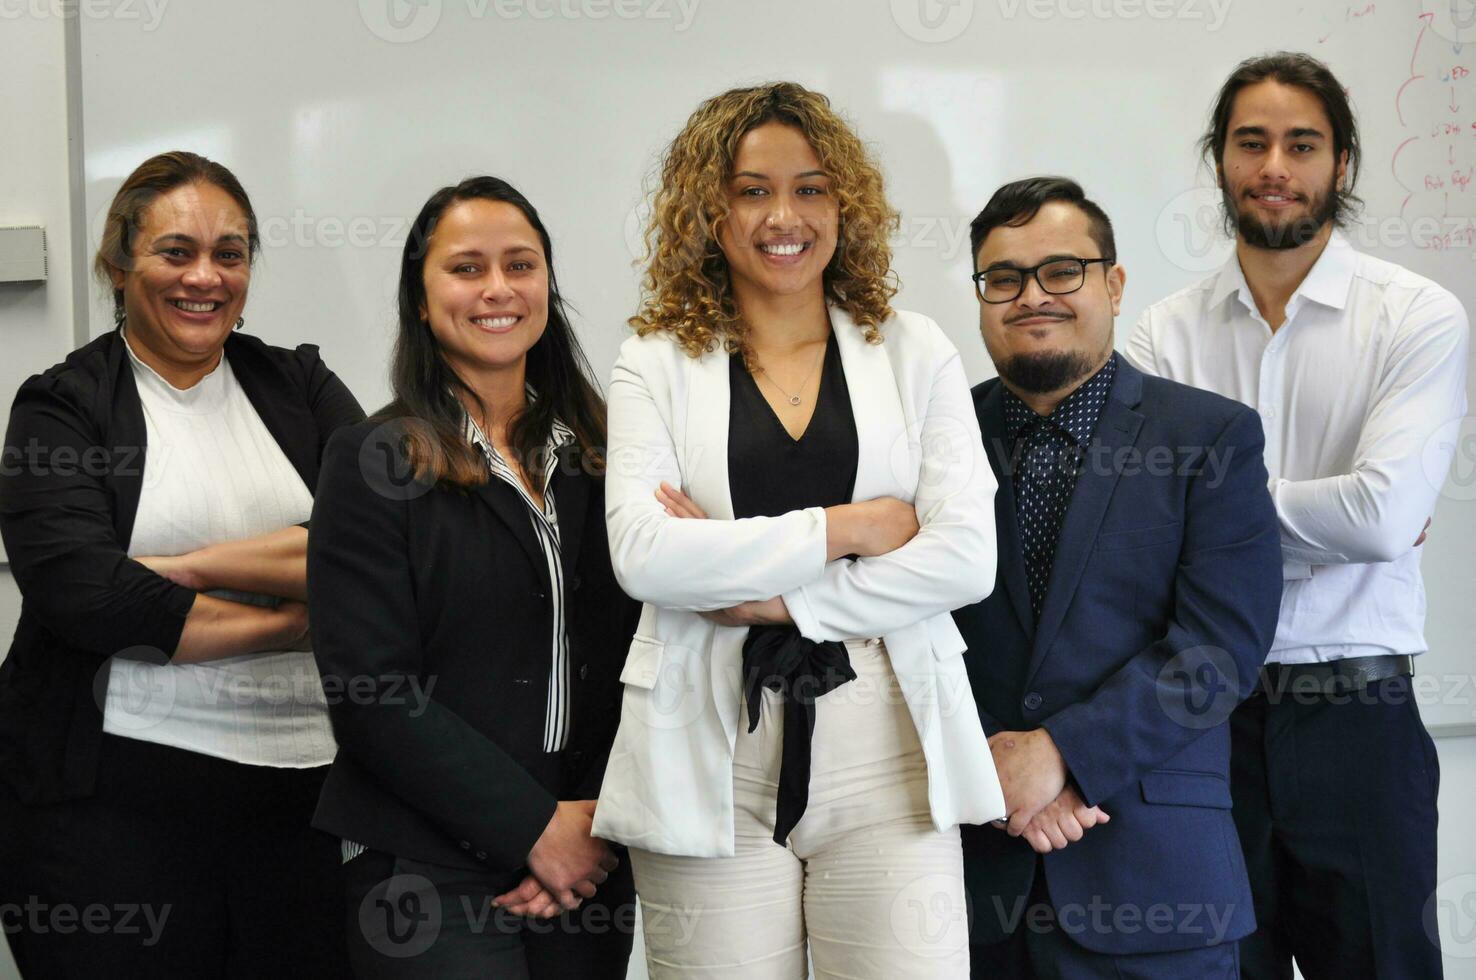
[1127,231,1470,663]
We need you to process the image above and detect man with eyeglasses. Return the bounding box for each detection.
[952,176,1283,979]
[1128,53,1468,979]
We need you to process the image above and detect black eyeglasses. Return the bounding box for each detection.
[971,257,1114,304]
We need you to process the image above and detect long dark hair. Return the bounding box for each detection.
[1200,51,1362,232]
[384,176,606,487]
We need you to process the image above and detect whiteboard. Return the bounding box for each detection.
[78,0,1476,728]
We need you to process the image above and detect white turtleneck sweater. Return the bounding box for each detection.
[102,334,337,768]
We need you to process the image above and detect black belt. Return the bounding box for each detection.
[1258,654,1413,699]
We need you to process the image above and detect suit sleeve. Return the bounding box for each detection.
[308,425,556,867]
[604,338,829,609]
[0,374,195,660]
[296,343,367,447]
[1040,407,1282,808]
[295,344,365,529]
[782,329,998,641]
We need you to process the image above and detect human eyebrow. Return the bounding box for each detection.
[982,254,1082,272]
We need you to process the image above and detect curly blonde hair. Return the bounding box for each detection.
[630,82,899,357]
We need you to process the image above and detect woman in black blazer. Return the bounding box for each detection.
[307,176,637,978]
[0,152,364,976]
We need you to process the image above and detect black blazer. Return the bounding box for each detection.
[306,417,638,881]
[0,329,365,804]
[953,359,1283,955]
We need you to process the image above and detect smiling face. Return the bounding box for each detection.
[1218,80,1348,251]
[716,121,840,308]
[110,181,251,378]
[419,198,549,385]
[974,201,1123,398]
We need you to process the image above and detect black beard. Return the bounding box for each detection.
[1226,181,1339,251]
[997,350,1098,395]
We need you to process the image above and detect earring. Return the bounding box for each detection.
[235,316,245,330]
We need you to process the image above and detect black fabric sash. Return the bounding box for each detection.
[741,625,856,845]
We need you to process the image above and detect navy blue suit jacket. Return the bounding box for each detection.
[954,357,1283,956]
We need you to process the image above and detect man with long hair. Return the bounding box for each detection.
[1129,52,1469,979]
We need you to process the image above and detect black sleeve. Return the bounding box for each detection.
[572,595,641,800]
[293,343,367,451]
[308,424,557,867]
[0,374,195,660]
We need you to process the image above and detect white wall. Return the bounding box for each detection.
[0,3,78,977]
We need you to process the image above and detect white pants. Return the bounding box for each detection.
[630,639,970,979]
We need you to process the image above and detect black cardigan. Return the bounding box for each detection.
[307,418,638,878]
[0,329,365,804]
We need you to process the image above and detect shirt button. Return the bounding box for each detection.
[571,575,583,591]
[1023,692,1044,710]
[1262,407,1276,420]
[579,664,589,680]
[475,850,487,861]
[459,840,471,850]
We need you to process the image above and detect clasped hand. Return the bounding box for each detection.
[989,728,1109,854]
[495,800,620,919]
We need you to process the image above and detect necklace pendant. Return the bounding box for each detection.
[789,395,802,406]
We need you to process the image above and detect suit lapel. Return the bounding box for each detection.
[682,344,736,519]
[975,383,1035,638]
[832,309,907,502]
[472,474,553,594]
[1025,363,1145,686]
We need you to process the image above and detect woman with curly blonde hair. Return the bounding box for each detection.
[593,81,1006,978]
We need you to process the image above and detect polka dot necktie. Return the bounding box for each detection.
[1002,356,1118,622]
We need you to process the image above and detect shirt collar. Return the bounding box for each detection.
[1002,352,1118,445]
[1210,228,1357,314]
[461,386,575,468]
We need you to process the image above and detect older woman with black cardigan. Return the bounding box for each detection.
[0,151,363,976]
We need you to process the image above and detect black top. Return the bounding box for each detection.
[728,332,859,519]
[1001,353,1118,620]
[727,333,859,845]
[0,329,365,805]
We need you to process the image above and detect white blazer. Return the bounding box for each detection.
[592,307,1007,857]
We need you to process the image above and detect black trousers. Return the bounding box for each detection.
[342,846,635,979]
[1231,673,1443,979]
[0,732,348,979]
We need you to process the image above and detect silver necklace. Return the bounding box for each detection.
[753,342,825,407]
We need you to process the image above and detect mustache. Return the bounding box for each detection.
[1004,310,1073,325]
